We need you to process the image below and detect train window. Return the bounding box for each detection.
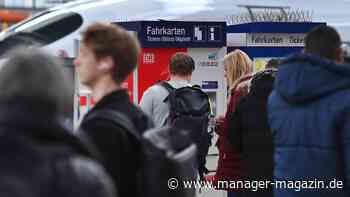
[0,12,83,56]
[0,11,83,44]
[21,12,83,44]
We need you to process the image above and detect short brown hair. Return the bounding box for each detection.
[82,22,140,84]
[169,52,195,76]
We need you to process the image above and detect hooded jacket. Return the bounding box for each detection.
[0,98,116,197]
[268,53,350,197]
[228,69,276,196]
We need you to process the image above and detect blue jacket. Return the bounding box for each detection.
[268,53,350,197]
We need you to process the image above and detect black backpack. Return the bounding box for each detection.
[159,81,213,179]
[91,109,197,197]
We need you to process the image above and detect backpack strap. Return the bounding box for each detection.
[158,81,176,103]
[86,109,141,141]
[192,84,201,89]
[159,81,175,93]
[159,81,200,92]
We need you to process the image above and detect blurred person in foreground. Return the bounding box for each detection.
[0,48,116,197]
[268,25,349,197]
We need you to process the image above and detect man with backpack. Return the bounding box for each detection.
[140,52,196,127]
[140,52,212,179]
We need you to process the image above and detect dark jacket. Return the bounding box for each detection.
[214,75,252,188]
[80,90,151,197]
[229,69,276,196]
[0,99,115,197]
[268,53,350,197]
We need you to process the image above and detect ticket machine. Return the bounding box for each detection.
[119,20,227,116]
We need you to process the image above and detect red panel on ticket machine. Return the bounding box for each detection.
[138,48,187,101]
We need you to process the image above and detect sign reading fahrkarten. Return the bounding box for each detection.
[139,21,226,48]
[247,33,305,47]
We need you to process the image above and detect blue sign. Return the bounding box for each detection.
[207,25,222,42]
[117,21,226,48]
[227,22,326,33]
[226,22,326,59]
[227,47,303,58]
[202,81,218,89]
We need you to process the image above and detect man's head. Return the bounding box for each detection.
[74,22,140,87]
[169,52,195,80]
[0,48,70,114]
[305,25,343,63]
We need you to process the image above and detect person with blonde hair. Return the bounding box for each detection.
[213,49,253,197]
[224,49,253,93]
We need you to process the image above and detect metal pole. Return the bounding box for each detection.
[247,7,255,22]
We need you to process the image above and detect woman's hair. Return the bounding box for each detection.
[224,49,253,91]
